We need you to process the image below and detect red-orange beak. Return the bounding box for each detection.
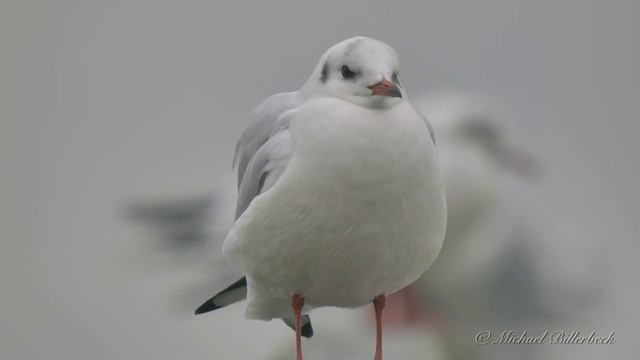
[368,79,402,98]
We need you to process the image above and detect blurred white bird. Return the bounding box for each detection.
[195,37,447,360]
[126,194,215,249]
[411,92,599,360]
[414,92,537,297]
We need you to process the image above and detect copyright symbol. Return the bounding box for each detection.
[475,330,492,345]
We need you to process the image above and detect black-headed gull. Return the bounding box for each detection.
[195,37,447,360]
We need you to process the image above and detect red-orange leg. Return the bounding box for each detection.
[373,294,386,360]
[292,294,305,360]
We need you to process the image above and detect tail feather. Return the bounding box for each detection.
[195,277,247,315]
[195,276,314,338]
[282,315,314,338]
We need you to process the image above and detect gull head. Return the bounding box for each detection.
[305,37,404,108]
[418,92,540,224]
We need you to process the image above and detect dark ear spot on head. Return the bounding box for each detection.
[320,62,329,83]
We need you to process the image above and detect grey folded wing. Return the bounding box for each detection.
[233,91,299,219]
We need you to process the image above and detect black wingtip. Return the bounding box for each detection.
[301,317,314,338]
[194,277,248,315]
[194,300,221,315]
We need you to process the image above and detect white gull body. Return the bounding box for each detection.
[222,37,447,321]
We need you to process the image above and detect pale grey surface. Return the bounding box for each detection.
[1,1,638,359]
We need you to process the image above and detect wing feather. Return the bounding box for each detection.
[232,92,298,219]
[233,92,298,187]
[235,129,292,219]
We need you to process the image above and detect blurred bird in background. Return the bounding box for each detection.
[124,190,238,313]
[126,193,214,249]
[409,91,601,359]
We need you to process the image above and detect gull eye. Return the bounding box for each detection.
[392,72,399,84]
[341,65,356,79]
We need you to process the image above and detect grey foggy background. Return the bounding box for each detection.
[1,1,638,359]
